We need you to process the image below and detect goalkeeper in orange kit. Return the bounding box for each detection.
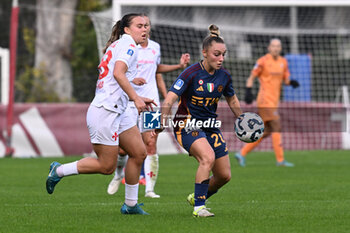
[235,38,299,167]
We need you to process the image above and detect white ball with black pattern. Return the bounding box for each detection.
[234,112,264,143]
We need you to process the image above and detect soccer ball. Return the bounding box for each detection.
[234,112,264,143]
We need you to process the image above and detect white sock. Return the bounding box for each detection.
[115,155,128,179]
[125,183,139,206]
[145,154,159,193]
[56,161,78,177]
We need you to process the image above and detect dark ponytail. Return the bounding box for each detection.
[202,24,224,50]
[103,13,142,53]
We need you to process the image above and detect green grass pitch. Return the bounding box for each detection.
[1,150,349,233]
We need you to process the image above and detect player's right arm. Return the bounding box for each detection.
[113,61,153,113]
[154,91,178,134]
[245,58,263,104]
[246,72,257,88]
[161,91,178,122]
[156,65,194,133]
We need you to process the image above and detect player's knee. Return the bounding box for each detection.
[269,120,281,132]
[200,156,215,169]
[132,149,147,163]
[145,143,157,155]
[100,163,116,175]
[140,150,147,160]
[221,172,231,184]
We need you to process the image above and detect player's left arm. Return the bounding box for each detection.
[156,73,168,99]
[283,60,299,88]
[156,53,190,73]
[225,94,243,118]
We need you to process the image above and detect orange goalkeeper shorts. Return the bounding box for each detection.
[258,107,280,122]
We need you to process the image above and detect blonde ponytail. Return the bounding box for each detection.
[202,24,224,50]
[209,24,220,37]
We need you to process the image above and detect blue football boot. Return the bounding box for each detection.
[234,152,246,167]
[120,203,149,215]
[276,160,294,167]
[46,161,62,194]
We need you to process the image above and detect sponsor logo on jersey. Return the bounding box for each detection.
[129,44,136,48]
[143,110,161,129]
[217,85,223,93]
[196,86,204,92]
[198,79,204,85]
[174,79,184,90]
[127,49,134,56]
[207,83,214,93]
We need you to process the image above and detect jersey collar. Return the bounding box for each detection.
[266,53,281,60]
[200,60,216,76]
[122,34,137,46]
[138,39,154,49]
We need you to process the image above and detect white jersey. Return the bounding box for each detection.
[131,39,161,106]
[91,34,138,114]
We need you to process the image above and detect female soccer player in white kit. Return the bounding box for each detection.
[107,15,190,198]
[46,13,155,215]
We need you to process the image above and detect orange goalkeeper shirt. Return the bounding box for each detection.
[252,53,290,108]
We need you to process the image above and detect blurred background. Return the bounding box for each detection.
[0,0,349,157]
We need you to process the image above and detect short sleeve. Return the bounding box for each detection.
[156,45,161,65]
[156,51,161,65]
[169,68,193,96]
[223,77,235,97]
[283,59,290,80]
[251,58,264,77]
[115,44,137,68]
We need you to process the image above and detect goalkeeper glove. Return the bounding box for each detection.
[244,87,254,104]
[289,80,300,88]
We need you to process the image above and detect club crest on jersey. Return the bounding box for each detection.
[174,79,184,90]
[127,49,134,56]
[192,131,199,137]
[198,79,204,85]
[207,83,214,93]
[196,86,204,92]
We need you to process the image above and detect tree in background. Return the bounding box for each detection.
[34,0,78,101]
[71,0,109,102]
[4,0,110,102]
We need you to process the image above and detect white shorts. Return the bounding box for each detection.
[124,105,153,134]
[86,105,138,146]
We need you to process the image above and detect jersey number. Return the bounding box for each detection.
[211,133,225,148]
[98,50,112,79]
